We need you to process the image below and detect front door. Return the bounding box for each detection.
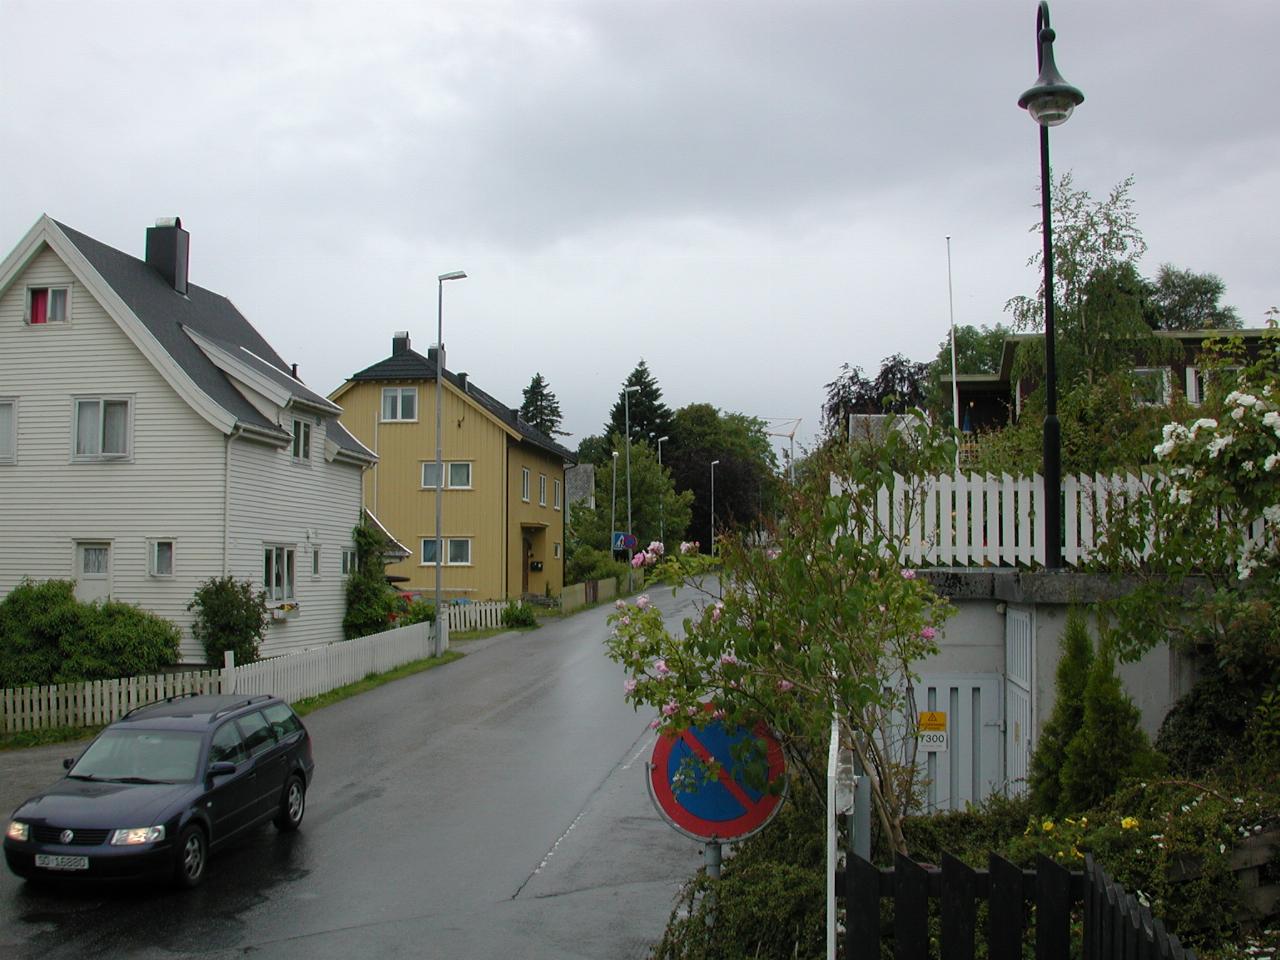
[522,536,532,595]
[74,541,111,603]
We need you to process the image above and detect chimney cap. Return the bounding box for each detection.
[154,217,182,228]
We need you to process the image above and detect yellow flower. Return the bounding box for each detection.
[1121,816,1140,830]
[1042,820,1055,833]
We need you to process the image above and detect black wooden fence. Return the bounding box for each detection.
[837,851,1196,960]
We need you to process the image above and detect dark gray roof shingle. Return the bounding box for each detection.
[54,220,370,460]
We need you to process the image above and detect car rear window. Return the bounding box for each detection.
[236,711,277,757]
[262,702,303,739]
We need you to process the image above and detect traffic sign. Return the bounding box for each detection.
[647,711,786,842]
[621,533,638,550]
[612,531,626,551]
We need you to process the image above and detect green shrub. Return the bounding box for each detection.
[188,576,268,665]
[0,578,179,686]
[397,596,436,626]
[564,544,627,586]
[1029,607,1093,815]
[501,601,537,629]
[344,523,401,639]
[653,789,825,960]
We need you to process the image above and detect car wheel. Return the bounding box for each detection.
[173,825,207,889]
[275,775,305,832]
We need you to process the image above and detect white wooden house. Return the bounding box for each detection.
[0,216,377,662]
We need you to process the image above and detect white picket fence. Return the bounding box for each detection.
[445,599,509,632]
[1,621,440,734]
[838,471,1158,568]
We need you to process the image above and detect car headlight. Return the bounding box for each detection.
[6,821,29,842]
[110,826,166,845]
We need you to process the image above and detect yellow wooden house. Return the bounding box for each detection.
[330,332,575,601]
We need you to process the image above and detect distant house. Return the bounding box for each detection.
[940,329,1272,433]
[0,216,376,662]
[331,333,576,601]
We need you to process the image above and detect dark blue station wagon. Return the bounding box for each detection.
[4,693,315,888]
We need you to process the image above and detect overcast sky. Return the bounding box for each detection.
[3,0,1276,456]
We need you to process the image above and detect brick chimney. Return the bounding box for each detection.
[392,331,411,356]
[145,217,189,294]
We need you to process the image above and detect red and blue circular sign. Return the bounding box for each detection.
[647,713,786,842]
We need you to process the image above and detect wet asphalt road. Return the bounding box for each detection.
[0,589,706,959]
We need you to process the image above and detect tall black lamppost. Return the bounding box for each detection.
[1018,1,1083,569]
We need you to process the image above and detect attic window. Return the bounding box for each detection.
[382,387,417,422]
[28,286,69,325]
[292,419,311,461]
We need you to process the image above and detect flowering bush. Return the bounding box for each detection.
[606,420,957,853]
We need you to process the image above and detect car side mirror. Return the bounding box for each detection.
[206,761,237,781]
[63,758,74,770]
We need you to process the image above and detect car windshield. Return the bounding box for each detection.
[70,729,203,783]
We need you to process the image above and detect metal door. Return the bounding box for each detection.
[915,673,1003,812]
[1004,608,1034,797]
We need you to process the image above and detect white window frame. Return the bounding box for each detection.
[0,398,15,464]
[26,285,70,325]
[553,478,561,511]
[1131,367,1172,407]
[1186,365,1242,405]
[447,538,472,566]
[292,418,312,462]
[420,537,472,566]
[521,467,530,502]
[341,547,357,576]
[539,474,547,507]
[448,461,473,489]
[263,545,297,602]
[553,542,561,559]
[72,396,132,462]
[422,461,441,490]
[311,546,322,578]
[148,539,175,577]
[381,387,418,422]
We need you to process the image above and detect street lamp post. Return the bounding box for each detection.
[656,434,670,544]
[1018,0,1083,570]
[434,270,467,655]
[624,385,640,565]
[710,460,720,557]
[610,450,619,555]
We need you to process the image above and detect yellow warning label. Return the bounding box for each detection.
[918,711,947,732]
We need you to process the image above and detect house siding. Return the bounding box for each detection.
[226,419,364,658]
[0,246,227,661]
[507,443,567,599]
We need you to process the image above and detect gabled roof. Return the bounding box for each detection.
[343,346,576,464]
[0,216,371,463]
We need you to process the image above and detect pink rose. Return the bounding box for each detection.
[624,678,637,694]
[766,547,781,560]
[631,552,647,568]
[777,679,795,692]
[636,595,651,609]
[662,700,679,716]
[655,659,670,675]
[711,602,724,623]
[720,652,737,666]
[615,599,626,610]
[901,568,917,580]
[680,541,697,555]
[648,541,665,556]
[920,626,937,641]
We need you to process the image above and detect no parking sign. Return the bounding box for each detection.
[647,713,786,843]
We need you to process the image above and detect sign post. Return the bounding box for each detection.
[647,710,786,879]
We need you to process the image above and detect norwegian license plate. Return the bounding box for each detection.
[35,854,89,871]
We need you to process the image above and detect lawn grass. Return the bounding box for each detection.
[291,650,464,716]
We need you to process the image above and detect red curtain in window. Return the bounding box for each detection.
[30,289,48,324]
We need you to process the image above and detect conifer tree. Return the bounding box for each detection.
[520,372,567,437]
[1059,637,1162,812]
[1028,607,1093,814]
[604,360,674,444]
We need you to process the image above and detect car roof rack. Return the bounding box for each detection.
[121,690,205,719]
[210,695,273,723]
